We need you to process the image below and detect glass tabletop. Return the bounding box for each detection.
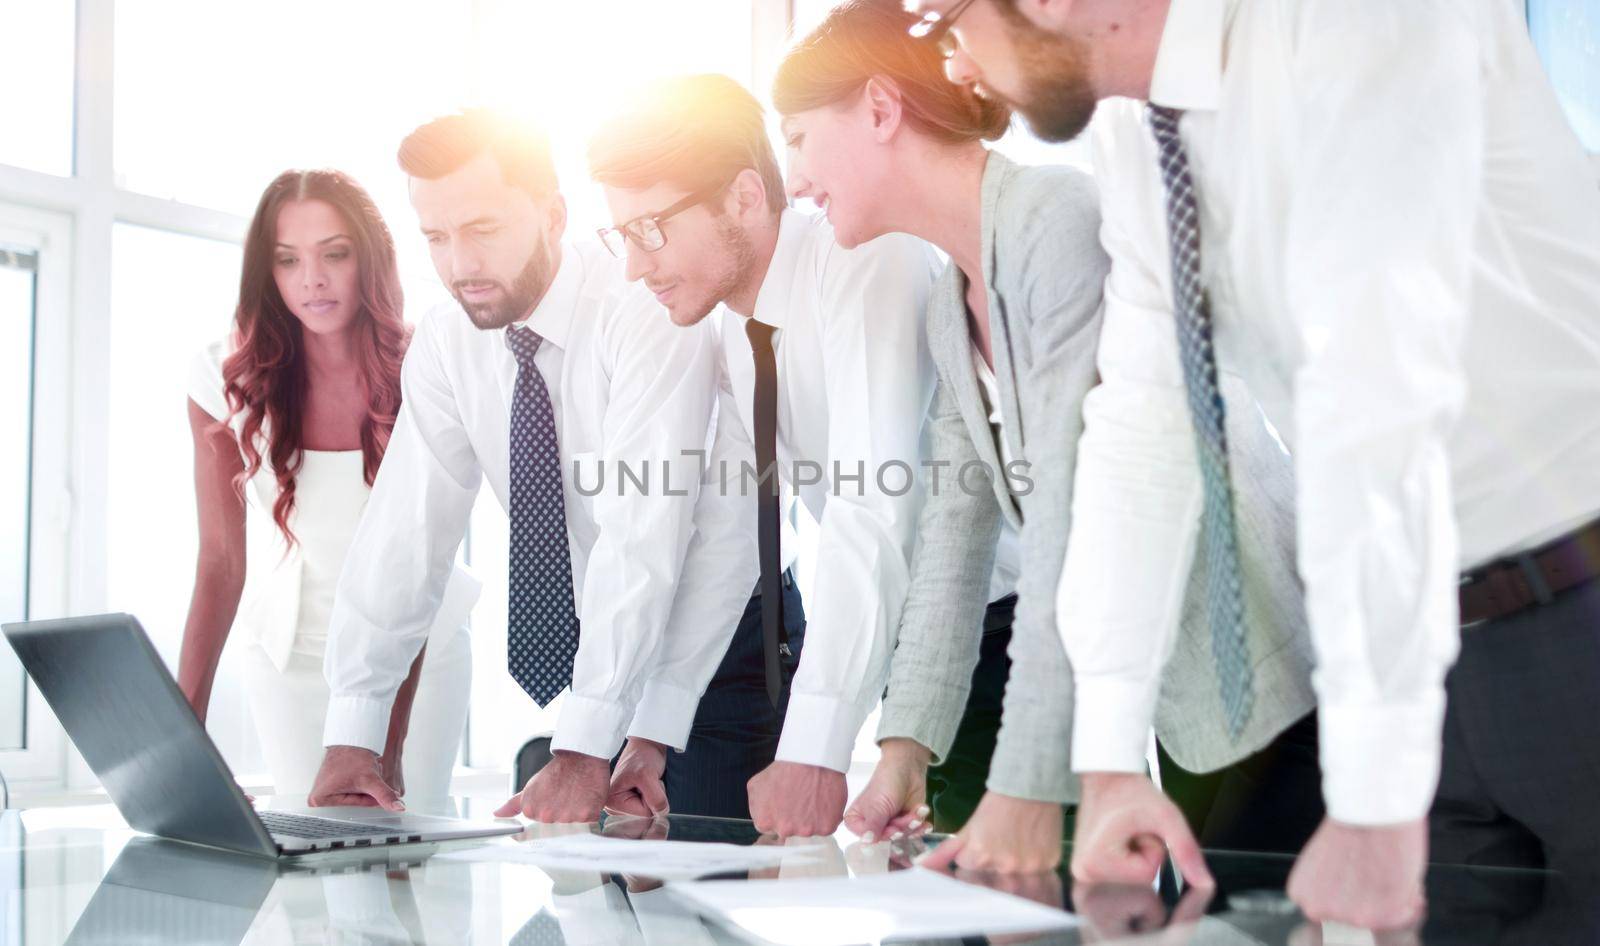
[0,799,1591,945]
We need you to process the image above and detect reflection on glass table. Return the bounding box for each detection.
[1,802,1593,945]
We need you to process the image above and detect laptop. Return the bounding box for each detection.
[3,612,521,858]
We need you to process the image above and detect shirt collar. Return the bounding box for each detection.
[1148,0,1233,113]
[510,241,581,351]
[749,208,810,331]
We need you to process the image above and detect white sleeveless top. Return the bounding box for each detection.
[188,338,479,673]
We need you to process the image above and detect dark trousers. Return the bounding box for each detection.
[1157,710,1325,855]
[1430,576,1600,871]
[924,595,1075,836]
[660,579,806,819]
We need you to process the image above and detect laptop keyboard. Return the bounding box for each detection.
[258,810,397,840]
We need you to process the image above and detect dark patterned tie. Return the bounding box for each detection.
[506,324,579,708]
[1146,104,1253,738]
[746,318,784,709]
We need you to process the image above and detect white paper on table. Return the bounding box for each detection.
[434,833,820,880]
[666,867,1079,945]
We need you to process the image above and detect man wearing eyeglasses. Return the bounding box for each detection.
[307,109,761,823]
[908,0,1600,932]
[589,73,942,838]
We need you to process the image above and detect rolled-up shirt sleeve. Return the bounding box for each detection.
[775,235,937,773]
[323,311,483,753]
[1282,4,1475,825]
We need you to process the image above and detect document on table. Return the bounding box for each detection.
[667,867,1079,945]
[435,832,822,880]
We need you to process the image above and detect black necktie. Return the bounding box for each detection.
[746,318,784,709]
[506,324,579,708]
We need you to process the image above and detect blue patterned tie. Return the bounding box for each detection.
[1147,104,1253,739]
[506,324,579,708]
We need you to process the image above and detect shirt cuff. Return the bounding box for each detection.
[1319,695,1447,825]
[1070,677,1160,774]
[322,695,391,755]
[551,693,633,760]
[775,692,868,773]
[625,679,702,752]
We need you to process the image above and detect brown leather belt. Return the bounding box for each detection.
[1458,518,1600,627]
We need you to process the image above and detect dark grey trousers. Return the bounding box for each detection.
[1430,575,1600,871]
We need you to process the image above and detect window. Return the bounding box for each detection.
[104,223,267,776]
[0,248,37,751]
[113,0,473,317]
[0,203,71,791]
[1529,0,1600,151]
[105,224,242,662]
[0,3,75,176]
[467,0,756,235]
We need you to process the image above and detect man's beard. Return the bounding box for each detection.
[453,246,555,330]
[997,11,1099,143]
[670,217,759,326]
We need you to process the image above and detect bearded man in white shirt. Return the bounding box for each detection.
[306,110,764,823]
[588,73,943,838]
[911,0,1600,931]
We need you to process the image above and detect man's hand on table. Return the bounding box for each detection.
[495,750,610,823]
[606,737,671,818]
[1287,817,1428,931]
[748,760,848,837]
[308,745,405,810]
[918,790,1064,873]
[843,738,931,842]
[1070,772,1213,888]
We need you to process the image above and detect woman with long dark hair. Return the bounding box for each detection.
[178,169,478,801]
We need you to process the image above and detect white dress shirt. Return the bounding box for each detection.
[1057,0,1600,824]
[323,240,751,760]
[709,208,941,772]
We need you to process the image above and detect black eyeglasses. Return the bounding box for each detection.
[908,0,979,58]
[597,180,731,257]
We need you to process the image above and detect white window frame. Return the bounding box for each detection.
[0,204,72,789]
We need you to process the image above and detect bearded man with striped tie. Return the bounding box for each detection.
[914,0,1600,932]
